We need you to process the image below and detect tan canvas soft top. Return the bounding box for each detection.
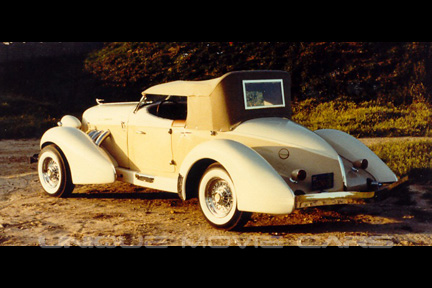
[142,70,292,132]
[142,77,223,98]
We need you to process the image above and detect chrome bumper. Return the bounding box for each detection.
[295,176,409,209]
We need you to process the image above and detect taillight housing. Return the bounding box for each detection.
[352,159,368,172]
[290,169,307,183]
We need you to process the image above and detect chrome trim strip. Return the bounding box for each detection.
[135,173,154,183]
[95,130,111,146]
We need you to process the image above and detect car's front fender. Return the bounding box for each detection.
[179,139,296,214]
[40,126,117,185]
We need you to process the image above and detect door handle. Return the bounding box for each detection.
[136,130,146,135]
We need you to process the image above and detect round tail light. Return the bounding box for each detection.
[353,159,368,170]
[291,169,307,182]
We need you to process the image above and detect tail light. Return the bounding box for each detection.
[290,169,307,183]
[352,159,368,172]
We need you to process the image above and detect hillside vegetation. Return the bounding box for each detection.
[1,42,431,177]
[292,99,431,138]
[368,139,432,178]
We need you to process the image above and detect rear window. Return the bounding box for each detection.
[243,79,285,110]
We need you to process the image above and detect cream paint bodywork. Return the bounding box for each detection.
[83,103,176,173]
[82,102,136,168]
[39,70,400,216]
[315,129,398,183]
[172,118,346,194]
[45,104,397,215]
[178,139,296,214]
[225,118,346,192]
[40,126,117,184]
[127,106,174,173]
[115,167,178,193]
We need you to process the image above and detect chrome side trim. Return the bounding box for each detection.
[135,173,154,183]
[87,129,111,147]
[95,130,111,146]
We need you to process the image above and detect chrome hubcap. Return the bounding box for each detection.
[41,157,60,189]
[205,178,233,218]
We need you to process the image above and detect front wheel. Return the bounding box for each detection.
[38,145,74,197]
[198,164,250,230]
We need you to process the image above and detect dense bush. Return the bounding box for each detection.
[2,95,430,139]
[368,140,432,178]
[2,42,432,141]
[84,42,432,105]
[292,99,431,137]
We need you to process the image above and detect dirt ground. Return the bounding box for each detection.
[1,138,432,247]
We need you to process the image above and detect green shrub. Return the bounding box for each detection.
[292,99,432,137]
[368,140,432,178]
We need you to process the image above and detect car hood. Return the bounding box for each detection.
[82,102,138,128]
[233,117,339,160]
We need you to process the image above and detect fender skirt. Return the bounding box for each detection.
[40,127,117,185]
[180,139,296,214]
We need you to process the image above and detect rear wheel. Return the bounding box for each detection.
[198,164,250,230]
[38,145,74,197]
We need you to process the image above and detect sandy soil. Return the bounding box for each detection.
[1,138,432,247]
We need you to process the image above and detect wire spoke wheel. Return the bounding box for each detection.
[41,157,61,190]
[38,145,74,198]
[205,178,234,218]
[198,164,250,230]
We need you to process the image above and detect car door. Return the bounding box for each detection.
[127,107,175,173]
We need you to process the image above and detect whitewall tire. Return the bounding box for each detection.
[198,164,250,230]
[38,145,74,197]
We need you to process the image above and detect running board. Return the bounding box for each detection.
[115,167,177,193]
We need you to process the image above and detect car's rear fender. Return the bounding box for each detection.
[40,126,117,184]
[315,129,398,183]
[179,139,296,214]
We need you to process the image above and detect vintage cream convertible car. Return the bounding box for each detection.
[37,70,405,230]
